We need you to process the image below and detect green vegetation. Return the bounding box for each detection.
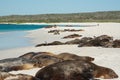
[0,11,120,23]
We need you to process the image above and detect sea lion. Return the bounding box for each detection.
[35,60,95,80]
[57,53,94,62]
[0,72,38,80]
[19,52,36,59]
[78,35,114,48]
[0,58,37,72]
[19,52,56,60]
[35,60,118,80]
[32,54,62,67]
[63,34,82,39]
[19,52,62,67]
[92,65,118,79]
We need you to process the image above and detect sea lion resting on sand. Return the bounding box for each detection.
[19,52,94,68]
[19,52,62,67]
[0,72,38,80]
[57,53,94,61]
[0,58,38,72]
[19,52,56,59]
[35,60,118,80]
[31,54,62,67]
[20,52,94,62]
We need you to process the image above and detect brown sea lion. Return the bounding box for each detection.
[113,39,120,48]
[19,52,62,68]
[19,52,36,59]
[78,35,114,48]
[0,72,38,80]
[35,60,118,80]
[92,65,118,79]
[0,58,37,72]
[32,54,62,67]
[19,52,56,60]
[57,53,94,62]
[63,34,82,39]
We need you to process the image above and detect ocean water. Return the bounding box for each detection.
[0,24,47,50]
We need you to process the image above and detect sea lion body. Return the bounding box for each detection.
[35,60,118,80]
[19,52,55,59]
[35,60,95,80]
[0,72,38,80]
[57,53,94,62]
[0,58,36,72]
[32,54,62,67]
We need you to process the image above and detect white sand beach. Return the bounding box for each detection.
[0,23,120,80]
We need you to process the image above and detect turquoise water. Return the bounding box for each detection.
[0,24,47,50]
[0,24,46,32]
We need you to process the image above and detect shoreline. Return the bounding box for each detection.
[0,31,34,50]
[0,22,120,80]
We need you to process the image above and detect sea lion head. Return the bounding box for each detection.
[101,68,118,79]
[93,66,118,79]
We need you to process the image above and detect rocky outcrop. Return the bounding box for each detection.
[0,72,38,80]
[35,60,118,80]
[63,34,82,39]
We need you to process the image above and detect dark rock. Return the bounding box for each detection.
[35,60,118,80]
[57,53,94,62]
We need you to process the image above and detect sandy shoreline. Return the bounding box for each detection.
[0,23,120,80]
